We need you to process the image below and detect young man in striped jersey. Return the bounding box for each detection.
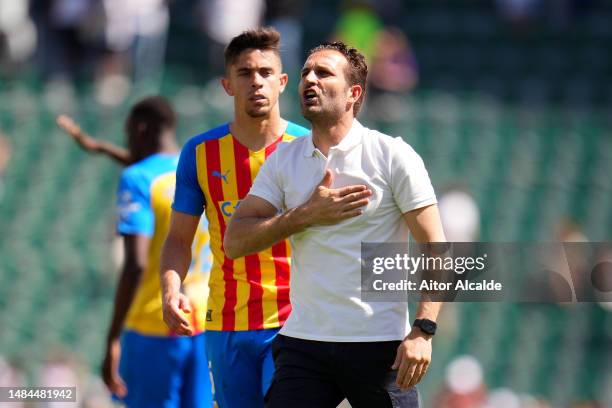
[160,28,309,408]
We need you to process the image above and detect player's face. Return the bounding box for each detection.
[223,49,287,118]
[299,50,358,124]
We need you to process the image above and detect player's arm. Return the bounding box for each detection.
[56,114,131,165]
[160,210,200,336]
[102,234,150,397]
[102,168,154,395]
[224,170,372,259]
[160,137,205,335]
[392,204,446,390]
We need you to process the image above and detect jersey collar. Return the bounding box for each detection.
[302,120,364,157]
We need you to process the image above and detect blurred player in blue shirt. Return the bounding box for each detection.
[57,97,213,408]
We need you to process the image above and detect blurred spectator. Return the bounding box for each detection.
[369,27,418,94]
[551,217,591,301]
[0,133,11,202]
[433,355,487,408]
[31,0,101,81]
[0,355,26,408]
[37,352,82,407]
[81,373,116,408]
[103,0,169,94]
[484,388,521,408]
[0,0,37,72]
[437,188,481,242]
[592,247,612,310]
[555,217,588,242]
[552,218,588,303]
[333,0,383,64]
[200,0,263,44]
[199,0,264,73]
[264,0,309,75]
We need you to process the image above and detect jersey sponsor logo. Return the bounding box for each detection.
[117,191,142,220]
[211,170,230,184]
[219,199,241,220]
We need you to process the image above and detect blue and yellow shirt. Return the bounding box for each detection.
[117,153,211,336]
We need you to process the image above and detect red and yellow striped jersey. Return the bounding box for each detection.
[173,122,309,331]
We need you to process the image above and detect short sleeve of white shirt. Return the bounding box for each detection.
[249,149,284,210]
[389,137,437,213]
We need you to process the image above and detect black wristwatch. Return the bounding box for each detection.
[413,319,437,336]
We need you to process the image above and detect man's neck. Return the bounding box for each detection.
[230,109,287,151]
[159,138,179,155]
[311,115,354,157]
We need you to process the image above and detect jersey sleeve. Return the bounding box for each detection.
[389,137,437,213]
[249,148,284,211]
[172,139,206,215]
[116,169,154,237]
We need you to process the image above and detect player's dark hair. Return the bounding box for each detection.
[125,96,176,162]
[308,41,368,115]
[224,27,281,68]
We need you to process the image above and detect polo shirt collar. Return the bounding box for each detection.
[302,120,364,157]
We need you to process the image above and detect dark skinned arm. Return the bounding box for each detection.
[101,234,150,397]
[57,114,131,165]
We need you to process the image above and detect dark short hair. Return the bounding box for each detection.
[125,96,176,158]
[308,41,368,115]
[224,27,281,68]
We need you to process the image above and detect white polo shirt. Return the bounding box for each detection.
[249,120,437,341]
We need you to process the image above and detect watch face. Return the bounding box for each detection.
[423,321,435,333]
[416,319,436,335]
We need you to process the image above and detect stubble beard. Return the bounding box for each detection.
[246,105,270,118]
[301,101,343,127]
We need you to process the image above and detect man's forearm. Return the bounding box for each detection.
[410,298,443,339]
[160,237,192,298]
[106,263,142,342]
[96,140,131,165]
[225,205,310,259]
[414,299,443,321]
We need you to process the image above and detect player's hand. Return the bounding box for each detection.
[162,291,194,336]
[56,115,99,152]
[301,170,372,226]
[391,329,432,390]
[102,338,127,398]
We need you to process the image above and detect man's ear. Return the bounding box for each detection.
[221,77,234,96]
[348,84,363,104]
[279,73,289,93]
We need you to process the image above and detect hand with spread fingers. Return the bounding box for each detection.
[301,169,372,226]
[391,329,432,390]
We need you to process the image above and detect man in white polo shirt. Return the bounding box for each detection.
[224,41,445,407]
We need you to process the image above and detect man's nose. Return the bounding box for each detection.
[303,70,317,84]
[251,72,264,88]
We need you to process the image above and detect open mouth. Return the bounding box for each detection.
[303,89,318,104]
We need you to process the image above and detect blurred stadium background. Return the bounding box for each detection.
[0,0,611,407]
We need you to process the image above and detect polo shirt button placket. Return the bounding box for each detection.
[325,150,335,174]
[315,149,328,173]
